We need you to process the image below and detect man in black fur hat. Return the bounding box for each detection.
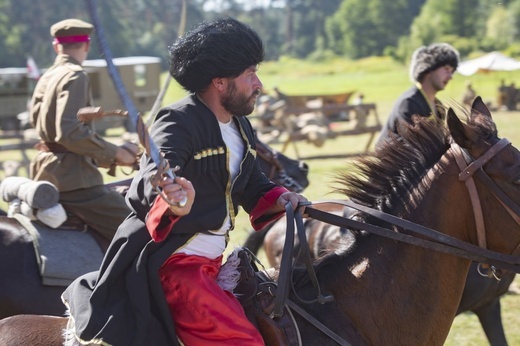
[376,43,459,150]
[62,17,306,346]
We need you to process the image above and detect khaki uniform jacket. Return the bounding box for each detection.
[30,54,119,192]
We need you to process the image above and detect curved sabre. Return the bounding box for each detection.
[85,0,187,207]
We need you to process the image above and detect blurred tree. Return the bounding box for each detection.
[325,0,425,58]
[94,1,133,59]
[399,0,484,62]
[1,0,520,67]
[122,0,203,66]
[0,0,9,62]
[508,0,520,41]
[1,0,86,67]
[0,0,198,68]
[402,0,520,60]
[485,5,514,48]
[283,0,342,58]
[236,7,286,60]
[199,0,343,59]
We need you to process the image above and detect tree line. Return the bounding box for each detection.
[1,0,520,69]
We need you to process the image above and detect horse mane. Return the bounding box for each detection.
[290,105,501,292]
[333,116,451,220]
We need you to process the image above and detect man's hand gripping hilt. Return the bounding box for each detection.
[150,157,188,208]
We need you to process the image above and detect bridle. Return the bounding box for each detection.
[451,138,520,279]
[272,137,520,346]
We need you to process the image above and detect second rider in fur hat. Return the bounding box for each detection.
[376,42,460,150]
[410,43,459,82]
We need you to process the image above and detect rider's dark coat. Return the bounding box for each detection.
[375,85,445,150]
[62,94,286,345]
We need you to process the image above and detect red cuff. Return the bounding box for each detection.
[145,196,180,242]
[249,186,289,230]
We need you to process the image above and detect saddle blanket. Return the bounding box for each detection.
[13,213,104,286]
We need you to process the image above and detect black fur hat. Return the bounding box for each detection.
[169,17,264,93]
[409,43,459,82]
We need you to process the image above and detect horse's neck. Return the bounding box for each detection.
[406,151,477,243]
[346,237,470,344]
[320,154,475,345]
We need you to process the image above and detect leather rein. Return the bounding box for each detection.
[274,138,520,346]
[304,138,520,272]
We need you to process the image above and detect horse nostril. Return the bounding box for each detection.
[300,162,309,173]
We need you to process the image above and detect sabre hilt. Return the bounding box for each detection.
[163,167,188,208]
[151,162,188,208]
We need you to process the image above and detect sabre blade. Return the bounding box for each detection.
[85,0,185,206]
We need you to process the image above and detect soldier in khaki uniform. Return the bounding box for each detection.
[30,18,139,240]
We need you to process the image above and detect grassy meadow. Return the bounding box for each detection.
[1,56,520,345]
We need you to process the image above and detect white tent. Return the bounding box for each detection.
[457,51,520,76]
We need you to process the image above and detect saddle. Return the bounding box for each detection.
[12,212,106,286]
[234,249,301,346]
[59,213,110,253]
[233,204,350,346]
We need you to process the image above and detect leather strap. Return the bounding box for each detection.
[285,299,351,346]
[34,141,69,153]
[274,203,334,319]
[451,143,487,248]
[474,168,520,220]
[451,139,520,250]
[292,207,334,305]
[304,200,520,272]
[273,203,296,318]
[458,138,511,181]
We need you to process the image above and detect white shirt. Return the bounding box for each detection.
[176,119,244,259]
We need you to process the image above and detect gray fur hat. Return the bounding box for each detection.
[410,43,459,82]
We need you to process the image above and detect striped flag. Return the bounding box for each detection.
[27,56,40,79]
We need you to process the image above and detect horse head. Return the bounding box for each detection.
[447,96,520,255]
[255,137,309,193]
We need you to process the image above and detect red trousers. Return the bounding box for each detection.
[159,253,264,346]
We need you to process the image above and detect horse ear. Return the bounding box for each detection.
[447,108,473,148]
[471,96,492,119]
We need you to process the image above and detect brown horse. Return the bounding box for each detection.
[247,111,517,346]
[247,203,516,346]
[0,202,113,319]
[0,137,308,320]
[1,97,519,345]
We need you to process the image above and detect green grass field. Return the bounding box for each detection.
[1,56,519,345]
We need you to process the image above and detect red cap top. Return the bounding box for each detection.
[53,35,91,44]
